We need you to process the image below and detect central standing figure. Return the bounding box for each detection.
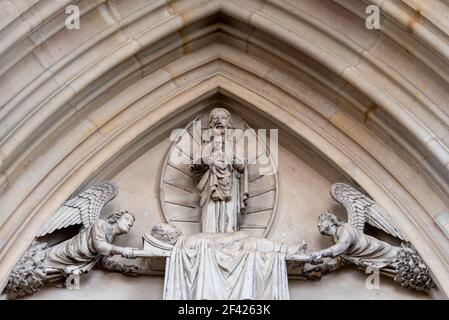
[191,108,249,233]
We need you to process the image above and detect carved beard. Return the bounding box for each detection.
[213,125,226,135]
[210,117,230,134]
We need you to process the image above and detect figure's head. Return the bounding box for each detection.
[318,212,341,236]
[150,223,182,245]
[108,211,136,234]
[212,134,224,151]
[209,108,232,132]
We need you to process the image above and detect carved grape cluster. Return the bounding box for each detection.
[394,242,434,292]
[4,241,48,298]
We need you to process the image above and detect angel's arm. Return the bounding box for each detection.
[319,241,350,258]
[91,221,137,257]
[96,241,137,259]
[91,221,119,255]
[314,228,352,259]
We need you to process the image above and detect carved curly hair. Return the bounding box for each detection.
[319,212,343,226]
[107,210,136,224]
[150,223,182,245]
[208,107,232,128]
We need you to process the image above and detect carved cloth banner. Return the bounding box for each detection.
[163,232,290,300]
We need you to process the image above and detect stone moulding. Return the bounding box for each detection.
[0,0,448,297]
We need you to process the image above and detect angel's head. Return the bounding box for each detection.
[150,223,182,245]
[318,212,341,236]
[108,211,136,234]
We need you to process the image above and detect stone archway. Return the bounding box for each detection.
[1,0,449,297]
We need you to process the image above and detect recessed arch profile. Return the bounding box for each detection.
[0,0,448,296]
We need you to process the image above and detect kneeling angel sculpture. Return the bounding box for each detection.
[309,183,434,291]
[4,181,141,298]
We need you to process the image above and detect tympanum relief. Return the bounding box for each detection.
[309,183,434,292]
[160,108,278,238]
[3,108,434,299]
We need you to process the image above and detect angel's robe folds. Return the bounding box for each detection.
[338,224,399,269]
[163,231,290,300]
[43,220,114,274]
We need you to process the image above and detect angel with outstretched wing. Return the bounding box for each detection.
[5,181,141,298]
[309,183,433,292]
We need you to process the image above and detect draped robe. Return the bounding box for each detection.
[195,137,248,233]
[163,231,290,300]
[337,224,400,269]
[43,220,114,276]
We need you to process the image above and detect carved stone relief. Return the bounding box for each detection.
[160,108,278,238]
[3,182,142,298]
[308,183,434,292]
[3,109,435,299]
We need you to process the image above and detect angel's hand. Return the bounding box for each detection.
[120,247,136,259]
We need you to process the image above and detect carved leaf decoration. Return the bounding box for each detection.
[37,181,118,237]
[330,183,405,240]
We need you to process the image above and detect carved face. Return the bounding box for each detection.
[213,136,223,151]
[117,213,135,234]
[209,108,231,132]
[318,214,335,235]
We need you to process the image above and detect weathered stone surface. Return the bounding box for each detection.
[1,0,449,299]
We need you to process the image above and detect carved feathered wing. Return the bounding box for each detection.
[37,181,119,237]
[330,183,405,240]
